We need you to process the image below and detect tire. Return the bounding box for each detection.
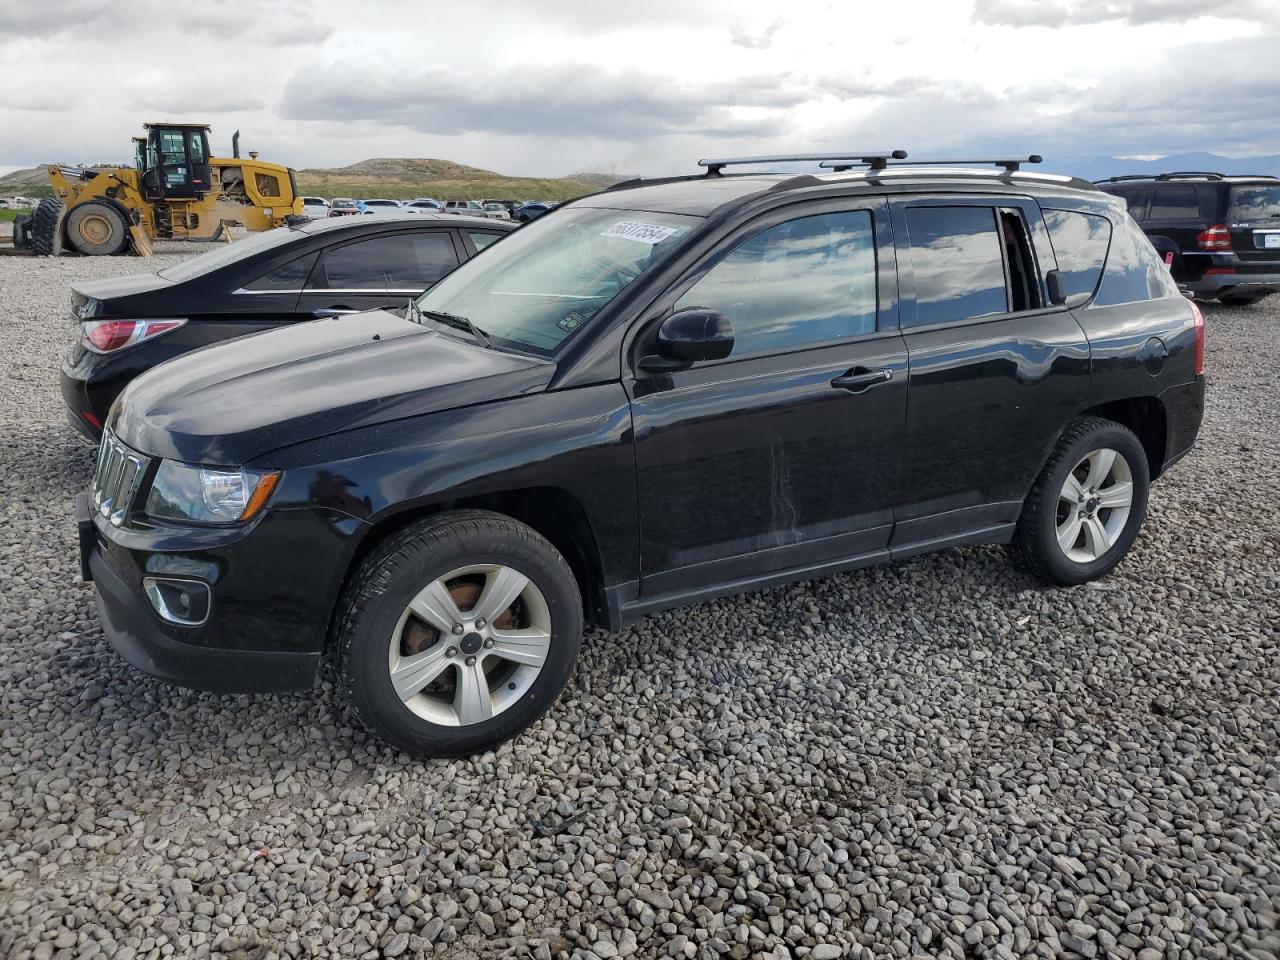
[30,198,63,256]
[65,201,129,256]
[336,510,583,758]
[11,213,31,250]
[1012,417,1151,585]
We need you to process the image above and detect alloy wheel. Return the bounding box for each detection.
[1055,447,1134,563]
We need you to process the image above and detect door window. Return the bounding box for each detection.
[674,210,877,356]
[158,131,189,189]
[316,233,460,290]
[1148,186,1200,220]
[244,252,318,291]
[1042,209,1111,301]
[903,206,1007,326]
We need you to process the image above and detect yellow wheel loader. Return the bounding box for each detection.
[13,124,304,257]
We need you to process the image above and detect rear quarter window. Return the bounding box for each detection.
[1093,217,1181,307]
[1041,209,1111,301]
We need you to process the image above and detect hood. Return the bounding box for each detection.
[111,309,556,465]
[72,272,176,318]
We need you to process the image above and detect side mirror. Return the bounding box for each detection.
[1046,269,1090,309]
[652,307,734,366]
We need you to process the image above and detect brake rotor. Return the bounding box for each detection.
[402,578,517,655]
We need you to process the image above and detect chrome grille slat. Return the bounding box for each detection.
[91,431,152,527]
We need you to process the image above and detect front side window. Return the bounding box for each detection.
[317,233,459,290]
[904,206,1008,326]
[674,210,877,356]
[415,206,698,353]
[1042,208,1112,301]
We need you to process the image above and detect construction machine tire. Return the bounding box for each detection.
[65,202,129,256]
[31,199,63,257]
[11,214,32,250]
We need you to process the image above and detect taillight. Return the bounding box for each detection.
[1190,300,1205,376]
[82,318,185,353]
[1196,224,1231,251]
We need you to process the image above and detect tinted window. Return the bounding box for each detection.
[244,252,318,291]
[158,229,306,282]
[675,210,877,355]
[904,206,1007,326]
[317,233,460,290]
[468,232,500,250]
[1093,218,1181,306]
[1042,209,1111,301]
[1148,186,1200,220]
[1228,185,1280,219]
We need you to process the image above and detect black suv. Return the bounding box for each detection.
[1096,171,1280,305]
[78,152,1205,757]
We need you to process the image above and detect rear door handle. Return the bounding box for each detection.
[831,367,894,393]
[314,307,357,317]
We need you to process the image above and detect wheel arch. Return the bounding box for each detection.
[334,485,609,635]
[1080,395,1168,479]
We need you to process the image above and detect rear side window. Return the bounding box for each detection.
[1042,209,1111,301]
[468,231,500,250]
[244,251,318,291]
[316,233,460,290]
[1093,218,1181,307]
[903,206,1007,326]
[674,209,878,355]
[1148,186,1200,221]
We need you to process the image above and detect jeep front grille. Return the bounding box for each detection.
[92,431,150,527]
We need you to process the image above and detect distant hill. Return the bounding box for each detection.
[1050,152,1280,182]
[0,167,53,198]
[295,158,627,202]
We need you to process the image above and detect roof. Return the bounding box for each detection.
[1096,172,1280,185]
[575,166,1100,219]
[295,213,510,235]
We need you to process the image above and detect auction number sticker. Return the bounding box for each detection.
[602,221,679,245]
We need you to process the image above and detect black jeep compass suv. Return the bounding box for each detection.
[1096,171,1280,305]
[78,152,1205,757]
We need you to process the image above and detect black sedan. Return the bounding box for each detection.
[61,214,513,438]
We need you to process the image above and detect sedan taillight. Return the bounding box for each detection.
[1196,224,1232,251]
[83,318,186,353]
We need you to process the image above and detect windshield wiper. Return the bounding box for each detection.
[405,298,424,324]
[422,309,493,349]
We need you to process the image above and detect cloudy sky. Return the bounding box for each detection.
[1,0,1277,178]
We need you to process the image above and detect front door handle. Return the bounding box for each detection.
[314,307,357,317]
[831,367,893,393]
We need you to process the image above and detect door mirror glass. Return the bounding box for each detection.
[656,307,734,362]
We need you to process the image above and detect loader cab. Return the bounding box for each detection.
[140,123,213,200]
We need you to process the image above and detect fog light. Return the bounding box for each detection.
[143,577,211,626]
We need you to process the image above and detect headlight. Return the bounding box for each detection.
[146,461,280,524]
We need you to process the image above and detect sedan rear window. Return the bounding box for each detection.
[1228,185,1280,220]
[158,228,303,282]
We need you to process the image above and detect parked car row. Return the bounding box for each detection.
[296,196,559,222]
[69,152,1204,759]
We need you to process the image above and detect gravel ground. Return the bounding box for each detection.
[0,253,1277,960]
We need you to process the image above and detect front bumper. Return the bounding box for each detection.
[77,491,359,694]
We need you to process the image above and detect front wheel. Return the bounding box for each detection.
[336,510,582,758]
[1012,417,1151,585]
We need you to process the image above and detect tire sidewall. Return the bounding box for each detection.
[67,203,128,256]
[1032,425,1151,584]
[342,524,582,757]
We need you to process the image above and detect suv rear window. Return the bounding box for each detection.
[1042,209,1111,301]
[1228,184,1280,220]
[903,206,1008,326]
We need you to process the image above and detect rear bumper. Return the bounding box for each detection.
[60,368,103,441]
[1182,256,1280,300]
[1158,376,1205,475]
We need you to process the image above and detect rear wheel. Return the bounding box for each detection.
[1012,417,1150,585]
[11,213,31,250]
[65,202,129,256]
[30,198,64,256]
[336,510,583,758]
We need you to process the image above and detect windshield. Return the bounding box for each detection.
[158,227,301,281]
[1229,185,1280,220]
[415,205,700,353]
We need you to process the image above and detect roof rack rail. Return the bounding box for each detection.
[1096,174,1156,183]
[697,150,908,177]
[822,154,1042,173]
[1155,171,1223,180]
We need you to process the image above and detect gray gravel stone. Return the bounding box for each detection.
[0,255,1278,960]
